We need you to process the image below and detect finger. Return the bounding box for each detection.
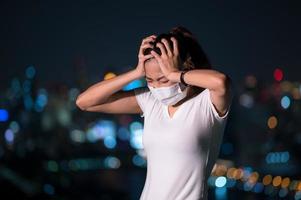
[141,39,155,49]
[144,36,156,41]
[139,39,155,52]
[139,43,154,56]
[150,49,161,61]
[170,37,179,55]
[138,36,156,55]
[143,54,154,60]
[160,38,172,56]
[155,42,167,57]
[141,43,154,49]
[141,36,156,45]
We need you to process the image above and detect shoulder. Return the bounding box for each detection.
[133,86,153,101]
[194,88,232,123]
[133,86,156,117]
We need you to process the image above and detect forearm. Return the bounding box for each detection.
[76,69,141,109]
[169,69,229,92]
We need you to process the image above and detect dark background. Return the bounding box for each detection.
[0,0,301,199]
[1,0,301,87]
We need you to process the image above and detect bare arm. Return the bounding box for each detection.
[168,69,233,117]
[75,34,157,114]
[75,69,144,114]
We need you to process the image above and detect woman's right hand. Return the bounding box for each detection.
[135,34,157,78]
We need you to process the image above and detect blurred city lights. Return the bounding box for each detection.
[132,154,147,167]
[129,121,144,149]
[9,121,20,133]
[274,68,283,81]
[25,65,36,79]
[265,151,290,164]
[104,72,116,80]
[104,135,117,149]
[70,129,86,143]
[263,175,273,185]
[239,93,254,108]
[281,95,291,109]
[4,129,14,144]
[215,187,227,200]
[272,176,282,187]
[104,156,121,169]
[0,109,9,122]
[215,176,227,187]
[123,79,144,91]
[267,116,278,129]
[1,64,301,199]
[117,126,130,141]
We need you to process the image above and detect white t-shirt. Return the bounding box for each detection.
[134,86,232,200]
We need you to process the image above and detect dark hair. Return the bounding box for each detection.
[143,26,212,93]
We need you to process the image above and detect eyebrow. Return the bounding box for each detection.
[145,75,166,81]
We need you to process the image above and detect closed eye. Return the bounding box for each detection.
[146,78,169,84]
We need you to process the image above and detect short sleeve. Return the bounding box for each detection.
[133,86,152,118]
[199,88,232,123]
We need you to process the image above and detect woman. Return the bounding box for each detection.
[76,26,233,200]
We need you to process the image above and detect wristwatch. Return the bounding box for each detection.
[180,70,189,86]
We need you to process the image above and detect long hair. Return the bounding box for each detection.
[143,26,212,94]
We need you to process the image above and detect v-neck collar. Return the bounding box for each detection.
[163,100,189,120]
[162,89,205,120]
[160,88,206,120]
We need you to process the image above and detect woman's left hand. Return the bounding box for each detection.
[150,37,182,80]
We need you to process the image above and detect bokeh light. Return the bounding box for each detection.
[0,109,9,122]
[267,116,278,129]
[215,176,227,187]
[281,96,291,109]
[274,68,283,81]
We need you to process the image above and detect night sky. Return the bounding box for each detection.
[1,0,300,90]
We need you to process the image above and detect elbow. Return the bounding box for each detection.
[216,74,232,95]
[75,95,87,111]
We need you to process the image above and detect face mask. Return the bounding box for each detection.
[147,82,188,106]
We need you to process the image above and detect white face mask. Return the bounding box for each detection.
[147,82,188,106]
